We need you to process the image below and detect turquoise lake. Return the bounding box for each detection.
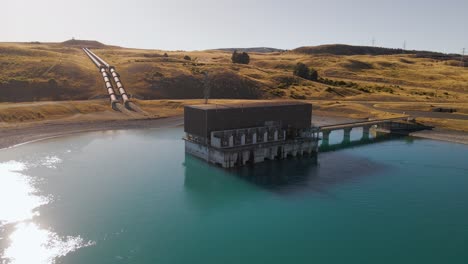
[0,126,467,264]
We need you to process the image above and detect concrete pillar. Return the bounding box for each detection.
[252,133,257,144]
[241,134,246,145]
[274,130,278,141]
[362,126,371,140]
[343,128,352,143]
[322,130,331,147]
[263,131,268,142]
[242,151,249,165]
[278,148,284,159]
[229,135,234,147]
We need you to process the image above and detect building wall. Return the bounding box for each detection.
[185,139,318,168]
[184,103,312,138]
[184,106,207,138]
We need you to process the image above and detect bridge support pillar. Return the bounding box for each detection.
[343,128,352,144]
[321,131,330,147]
[362,126,371,140]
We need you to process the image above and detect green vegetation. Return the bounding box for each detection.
[231,50,250,64]
[293,62,318,81]
[293,63,309,79]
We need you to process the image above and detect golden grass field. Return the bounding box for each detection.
[0,40,467,132]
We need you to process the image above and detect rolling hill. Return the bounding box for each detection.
[213,47,286,53]
[0,40,467,103]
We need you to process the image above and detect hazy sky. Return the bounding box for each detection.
[2,0,467,53]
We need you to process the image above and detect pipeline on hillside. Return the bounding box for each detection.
[84,48,131,108]
[82,48,119,109]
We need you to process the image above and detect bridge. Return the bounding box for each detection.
[317,116,424,148]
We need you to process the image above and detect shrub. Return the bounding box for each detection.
[293,63,310,79]
[271,89,286,97]
[293,63,319,81]
[290,91,306,99]
[309,69,318,81]
[183,55,191,61]
[277,76,297,89]
[231,51,250,64]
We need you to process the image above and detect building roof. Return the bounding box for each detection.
[187,100,310,110]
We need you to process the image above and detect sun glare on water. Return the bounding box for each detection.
[0,160,94,264]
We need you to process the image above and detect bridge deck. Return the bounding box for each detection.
[319,117,408,131]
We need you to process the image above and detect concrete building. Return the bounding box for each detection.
[184,101,319,168]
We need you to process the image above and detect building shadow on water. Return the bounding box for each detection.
[183,140,392,200]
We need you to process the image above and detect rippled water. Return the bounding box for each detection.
[0,127,467,263]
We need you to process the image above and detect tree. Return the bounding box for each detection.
[293,63,319,81]
[309,68,318,81]
[231,50,250,64]
[231,50,238,63]
[239,52,250,64]
[293,62,310,79]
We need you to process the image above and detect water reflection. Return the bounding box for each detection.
[0,160,93,264]
[184,150,388,197]
[3,222,93,264]
[0,161,48,224]
[319,132,404,152]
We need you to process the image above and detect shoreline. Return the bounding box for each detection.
[0,116,184,150]
[1,115,467,150]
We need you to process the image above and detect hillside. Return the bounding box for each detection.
[213,47,286,53]
[0,41,467,103]
[60,39,109,48]
[293,44,462,60]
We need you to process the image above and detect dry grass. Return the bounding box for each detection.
[0,99,467,133]
[1,41,467,133]
[1,42,467,102]
[374,102,468,115]
[310,100,406,119]
[417,118,468,132]
[0,100,110,124]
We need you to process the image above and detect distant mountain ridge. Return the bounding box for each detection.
[212,47,286,53]
[293,44,460,60]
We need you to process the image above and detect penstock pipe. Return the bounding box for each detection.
[85,48,130,106]
[82,48,118,107]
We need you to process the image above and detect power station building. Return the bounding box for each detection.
[184,101,319,168]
